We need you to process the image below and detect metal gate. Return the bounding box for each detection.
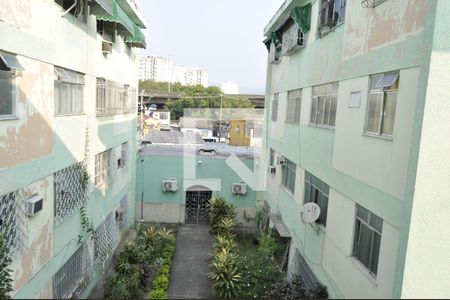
[185,190,212,224]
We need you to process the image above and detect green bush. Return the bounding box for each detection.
[209,197,236,236]
[258,230,279,257]
[209,247,241,299]
[153,274,169,290]
[149,288,167,299]
[104,264,143,299]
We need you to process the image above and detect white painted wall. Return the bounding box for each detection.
[322,189,400,299]
[332,67,420,200]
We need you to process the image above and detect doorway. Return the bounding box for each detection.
[185,187,212,224]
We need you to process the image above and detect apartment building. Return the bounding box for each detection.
[139,55,209,86]
[263,0,450,298]
[0,0,146,298]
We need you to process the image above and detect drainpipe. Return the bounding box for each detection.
[140,157,144,222]
[62,0,78,17]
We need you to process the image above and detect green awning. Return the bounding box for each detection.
[270,32,282,48]
[96,0,134,35]
[290,3,312,33]
[125,24,147,48]
[89,0,114,17]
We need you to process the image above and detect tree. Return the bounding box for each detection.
[0,234,13,299]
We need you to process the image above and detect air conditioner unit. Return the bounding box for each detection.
[102,41,112,54]
[162,178,179,192]
[277,156,287,165]
[27,195,43,217]
[268,166,276,175]
[232,183,247,195]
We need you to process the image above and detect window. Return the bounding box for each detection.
[352,205,383,276]
[95,150,111,187]
[281,20,305,55]
[271,94,279,122]
[286,89,302,124]
[269,149,275,166]
[0,53,24,116]
[304,171,329,226]
[269,42,281,64]
[96,79,136,116]
[365,72,399,137]
[54,0,85,20]
[310,82,338,128]
[119,142,128,169]
[318,0,346,34]
[282,159,296,194]
[54,67,84,115]
[97,20,115,43]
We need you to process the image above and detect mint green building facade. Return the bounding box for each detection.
[263,0,450,298]
[136,146,259,226]
[0,0,146,298]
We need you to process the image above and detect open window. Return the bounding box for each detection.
[54,0,86,20]
[97,20,116,43]
[0,52,24,117]
[317,0,347,37]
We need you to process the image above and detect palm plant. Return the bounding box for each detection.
[208,247,241,299]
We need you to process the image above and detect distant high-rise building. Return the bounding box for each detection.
[221,81,239,94]
[139,55,208,86]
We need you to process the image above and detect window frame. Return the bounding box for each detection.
[364,71,399,138]
[317,0,347,37]
[310,83,338,128]
[271,93,279,122]
[304,171,329,227]
[0,69,17,118]
[352,205,383,277]
[95,149,111,188]
[54,67,85,116]
[281,159,296,195]
[286,89,302,124]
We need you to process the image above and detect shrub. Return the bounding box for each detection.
[262,275,329,299]
[209,247,241,299]
[209,197,236,235]
[258,230,279,258]
[149,289,167,299]
[153,274,169,290]
[104,264,143,299]
[236,253,282,299]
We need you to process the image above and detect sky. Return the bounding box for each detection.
[136,0,285,94]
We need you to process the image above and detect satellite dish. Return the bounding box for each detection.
[301,202,320,223]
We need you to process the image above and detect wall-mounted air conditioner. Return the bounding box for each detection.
[102,41,112,55]
[277,156,287,165]
[162,178,179,192]
[27,195,43,217]
[232,183,247,196]
[115,207,124,222]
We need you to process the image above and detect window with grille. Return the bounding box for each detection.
[96,79,136,116]
[365,72,399,137]
[0,52,24,116]
[318,0,347,35]
[304,171,329,226]
[118,195,129,230]
[94,212,119,264]
[271,94,279,122]
[54,162,87,225]
[119,142,129,169]
[0,190,28,258]
[53,241,92,299]
[286,89,302,124]
[352,205,383,276]
[310,82,338,128]
[282,159,296,194]
[95,150,111,187]
[54,67,84,115]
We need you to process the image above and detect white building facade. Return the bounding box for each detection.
[139,55,208,86]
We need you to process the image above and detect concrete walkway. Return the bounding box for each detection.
[168,224,213,299]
